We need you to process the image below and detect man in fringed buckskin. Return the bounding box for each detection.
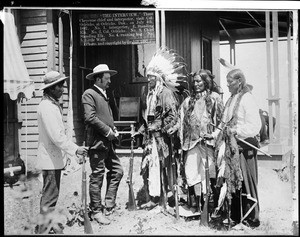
[133,48,185,210]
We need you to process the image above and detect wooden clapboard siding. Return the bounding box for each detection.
[22,119,38,127]
[21,46,47,55]
[25,61,47,68]
[20,104,38,112]
[20,134,39,142]
[20,149,40,157]
[22,31,47,41]
[27,68,48,76]
[23,53,47,62]
[21,97,42,105]
[21,24,47,33]
[19,9,49,159]
[22,39,47,47]
[20,141,38,149]
[20,126,38,134]
[20,112,38,120]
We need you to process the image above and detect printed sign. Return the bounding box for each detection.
[79,12,156,46]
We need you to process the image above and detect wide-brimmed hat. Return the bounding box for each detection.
[86,64,117,80]
[39,71,68,90]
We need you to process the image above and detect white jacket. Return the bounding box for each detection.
[37,99,78,170]
[212,92,262,140]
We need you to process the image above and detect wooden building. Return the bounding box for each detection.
[3,8,221,166]
[2,4,298,234]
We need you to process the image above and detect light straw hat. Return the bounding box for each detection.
[86,64,117,80]
[39,71,68,90]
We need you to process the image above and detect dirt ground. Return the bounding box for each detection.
[4,152,295,235]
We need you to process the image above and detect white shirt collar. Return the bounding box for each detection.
[94,84,107,99]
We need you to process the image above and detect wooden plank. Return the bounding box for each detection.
[19,154,37,159]
[21,9,46,18]
[21,46,47,55]
[47,10,55,71]
[21,97,42,105]
[22,119,38,126]
[25,60,47,68]
[22,31,47,41]
[23,53,47,62]
[31,82,46,91]
[20,112,38,120]
[20,126,38,134]
[20,149,38,156]
[20,141,38,149]
[20,105,37,112]
[21,24,47,33]
[21,16,47,25]
[25,74,44,80]
[20,134,38,142]
[27,68,47,76]
[21,39,47,47]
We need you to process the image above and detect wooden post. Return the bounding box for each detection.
[46,10,55,71]
[155,10,160,50]
[272,11,281,144]
[287,12,293,146]
[190,12,201,73]
[229,38,236,66]
[161,9,165,48]
[59,13,63,75]
[292,10,298,235]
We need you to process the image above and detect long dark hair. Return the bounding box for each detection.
[182,69,220,134]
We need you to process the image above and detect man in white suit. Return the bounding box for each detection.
[37,71,88,233]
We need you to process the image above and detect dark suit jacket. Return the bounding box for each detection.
[82,85,115,149]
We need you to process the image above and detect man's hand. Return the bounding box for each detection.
[228,127,237,135]
[76,146,88,156]
[107,130,118,141]
[131,131,140,138]
[75,146,88,164]
[114,129,119,138]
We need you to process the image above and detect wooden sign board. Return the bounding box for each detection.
[79,12,156,46]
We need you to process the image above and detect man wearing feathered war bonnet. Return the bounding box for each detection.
[133,48,185,209]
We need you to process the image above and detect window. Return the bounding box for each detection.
[131,43,156,83]
[202,37,212,72]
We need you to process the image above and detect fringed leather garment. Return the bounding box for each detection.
[215,86,250,201]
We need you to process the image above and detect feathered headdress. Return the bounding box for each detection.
[218,58,236,70]
[146,47,186,92]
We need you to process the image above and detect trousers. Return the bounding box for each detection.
[40,169,62,214]
[89,142,123,213]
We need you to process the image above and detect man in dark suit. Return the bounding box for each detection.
[82,64,123,225]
